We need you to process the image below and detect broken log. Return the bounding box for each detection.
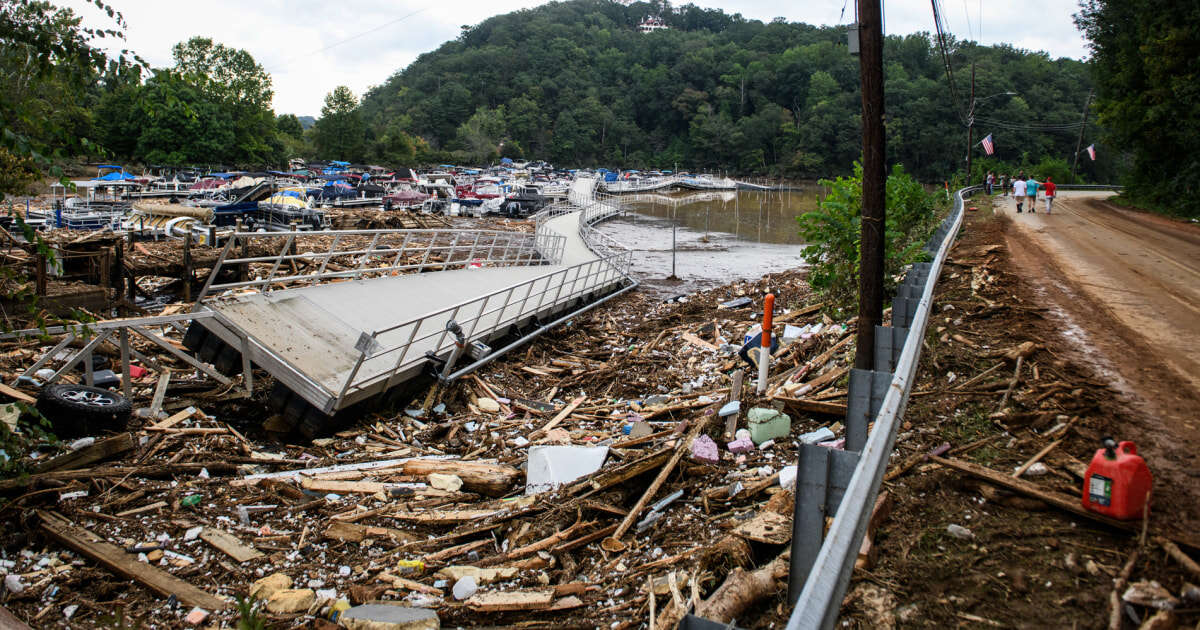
[400,459,520,497]
[693,550,790,625]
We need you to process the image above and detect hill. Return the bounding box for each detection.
[359,0,1100,181]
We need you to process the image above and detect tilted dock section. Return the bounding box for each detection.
[183,178,634,434]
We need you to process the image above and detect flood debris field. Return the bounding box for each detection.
[0,200,1198,629]
[0,261,862,628]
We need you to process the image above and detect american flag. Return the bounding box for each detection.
[1087,144,1096,161]
[980,134,995,155]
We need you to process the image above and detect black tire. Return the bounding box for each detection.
[182,322,208,352]
[279,395,309,432]
[267,383,292,414]
[198,333,224,363]
[298,407,337,440]
[213,344,243,376]
[37,384,132,436]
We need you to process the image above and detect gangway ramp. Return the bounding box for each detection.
[184,178,634,435]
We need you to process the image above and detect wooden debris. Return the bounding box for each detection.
[0,384,36,404]
[325,521,419,544]
[466,589,555,612]
[199,527,264,563]
[33,433,135,473]
[732,511,791,544]
[400,459,520,497]
[1012,439,1062,478]
[37,510,227,610]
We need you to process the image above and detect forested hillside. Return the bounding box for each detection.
[360,0,1100,181]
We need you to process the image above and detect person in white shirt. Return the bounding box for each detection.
[1012,177,1027,213]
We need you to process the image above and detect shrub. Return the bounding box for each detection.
[798,162,942,313]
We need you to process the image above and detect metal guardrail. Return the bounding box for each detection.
[331,177,636,408]
[784,186,976,630]
[196,228,565,301]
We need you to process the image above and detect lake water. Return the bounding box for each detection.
[593,188,822,296]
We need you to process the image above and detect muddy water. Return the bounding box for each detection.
[594,188,822,296]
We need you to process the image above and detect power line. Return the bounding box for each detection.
[930,0,968,124]
[269,7,430,71]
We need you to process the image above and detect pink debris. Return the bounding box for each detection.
[727,438,754,453]
[690,434,720,464]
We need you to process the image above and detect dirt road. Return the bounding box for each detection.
[1001,190,1200,528]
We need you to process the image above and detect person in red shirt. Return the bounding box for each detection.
[1043,176,1057,214]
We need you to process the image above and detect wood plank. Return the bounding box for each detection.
[199,527,264,563]
[147,368,171,418]
[300,478,391,495]
[0,384,35,405]
[466,589,555,612]
[681,332,718,352]
[34,433,135,473]
[147,406,197,431]
[389,510,500,525]
[37,510,227,610]
[925,456,1200,549]
[774,396,849,417]
[529,395,587,439]
[116,501,167,517]
[724,369,745,441]
[324,521,418,544]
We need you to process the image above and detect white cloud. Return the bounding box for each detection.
[61,0,1089,116]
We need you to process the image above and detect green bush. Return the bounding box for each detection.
[798,162,942,313]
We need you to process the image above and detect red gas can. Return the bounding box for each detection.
[1082,438,1153,520]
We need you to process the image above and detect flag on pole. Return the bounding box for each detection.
[1086,144,1096,161]
[980,133,995,155]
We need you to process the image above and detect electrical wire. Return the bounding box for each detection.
[269,6,430,71]
[930,0,968,124]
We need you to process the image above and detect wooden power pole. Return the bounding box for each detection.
[855,0,885,371]
[965,63,976,183]
[1071,89,1095,182]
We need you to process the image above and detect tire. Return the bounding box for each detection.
[267,383,292,414]
[37,383,132,436]
[298,407,337,440]
[213,344,243,376]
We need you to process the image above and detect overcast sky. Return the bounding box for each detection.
[63,0,1090,117]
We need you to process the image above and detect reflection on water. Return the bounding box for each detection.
[621,188,821,245]
[595,189,823,296]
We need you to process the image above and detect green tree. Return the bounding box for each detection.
[1,0,143,195]
[455,106,506,162]
[276,114,304,139]
[171,37,276,165]
[314,85,365,160]
[1076,0,1200,217]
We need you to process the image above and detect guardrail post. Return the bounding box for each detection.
[873,325,908,374]
[845,369,890,453]
[788,445,861,604]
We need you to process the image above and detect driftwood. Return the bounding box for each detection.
[401,459,520,497]
[1109,550,1139,630]
[693,550,790,625]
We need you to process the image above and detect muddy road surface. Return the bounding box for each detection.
[1000,190,1200,531]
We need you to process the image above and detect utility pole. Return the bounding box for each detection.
[1070,89,1095,183]
[965,62,976,183]
[855,0,885,372]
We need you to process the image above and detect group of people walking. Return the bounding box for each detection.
[985,171,1057,214]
